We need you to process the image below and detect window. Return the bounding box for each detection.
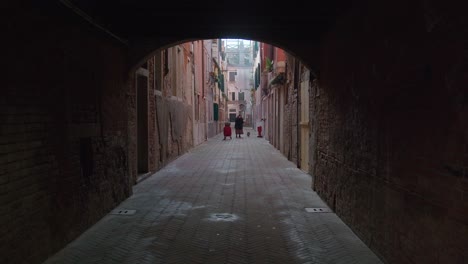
[231,92,235,101]
[163,49,169,76]
[229,71,236,82]
[228,53,240,65]
[154,52,162,91]
[213,103,219,121]
[195,94,200,121]
[229,113,236,122]
[239,92,245,101]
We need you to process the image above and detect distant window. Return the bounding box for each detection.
[229,113,236,122]
[163,49,169,76]
[195,94,200,121]
[228,54,239,65]
[229,71,236,82]
[239,92,245,101]
[154,53,162,91]
[213,103,219,121]
[231,92,235,101]
[229,109,236,112]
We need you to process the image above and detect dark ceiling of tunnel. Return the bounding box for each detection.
[56,0,356,43]
[32,0,360,69]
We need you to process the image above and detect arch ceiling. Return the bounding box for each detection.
[57,0,355,69]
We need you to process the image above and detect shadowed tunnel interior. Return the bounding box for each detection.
[2,0,468,263]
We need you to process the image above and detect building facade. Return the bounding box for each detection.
[223,39,255,127]
[252,42,310,171]
[133,40,227,181]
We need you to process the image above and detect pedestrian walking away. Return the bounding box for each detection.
[234,115,244,138]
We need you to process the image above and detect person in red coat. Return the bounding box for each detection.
[223,122,232,140]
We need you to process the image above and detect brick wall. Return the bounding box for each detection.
[313,0,468,263]
[147,57,158,172]
[2,3,131,264]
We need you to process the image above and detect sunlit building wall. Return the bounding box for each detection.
[223,39,255,126]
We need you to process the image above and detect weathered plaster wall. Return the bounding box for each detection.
[143,45,195,173]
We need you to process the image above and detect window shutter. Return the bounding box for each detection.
[213,103,219,121]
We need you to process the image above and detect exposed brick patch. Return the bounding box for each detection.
[2,4,131,264]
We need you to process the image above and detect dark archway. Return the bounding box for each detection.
[57,0,355,71]
[4,1,468,264]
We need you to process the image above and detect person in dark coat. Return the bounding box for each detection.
[234,115,244,138]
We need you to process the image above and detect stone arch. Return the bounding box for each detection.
[127,37,314,74]
[5,2,468,264]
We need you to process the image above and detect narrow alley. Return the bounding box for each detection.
[43,128,382,264]
[5,2,468,263]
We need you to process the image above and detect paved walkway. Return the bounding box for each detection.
[43,128,383,264]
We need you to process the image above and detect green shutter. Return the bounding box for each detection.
[218,74,224,92]
[213,103,219,121]
[255,63,260,90]
[254,67,258,89]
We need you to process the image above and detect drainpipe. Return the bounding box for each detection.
[202,41,207,140]
[192,42,196,146]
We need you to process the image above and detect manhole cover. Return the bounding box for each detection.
[208,213,239,222]
[305,207,332,213]
[110,209,136,215]
[215,213,233,219]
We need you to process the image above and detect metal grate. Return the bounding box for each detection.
[305,207,332,213]
[110,209,136,215]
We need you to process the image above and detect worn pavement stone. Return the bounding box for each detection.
[43,128,383,264]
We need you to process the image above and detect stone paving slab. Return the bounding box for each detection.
[43,128,383,264]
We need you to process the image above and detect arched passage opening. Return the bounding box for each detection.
[128,38,315,183]
[3,1,468,264]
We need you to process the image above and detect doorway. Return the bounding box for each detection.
[136,70,149,174]
[300,70,310,172]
